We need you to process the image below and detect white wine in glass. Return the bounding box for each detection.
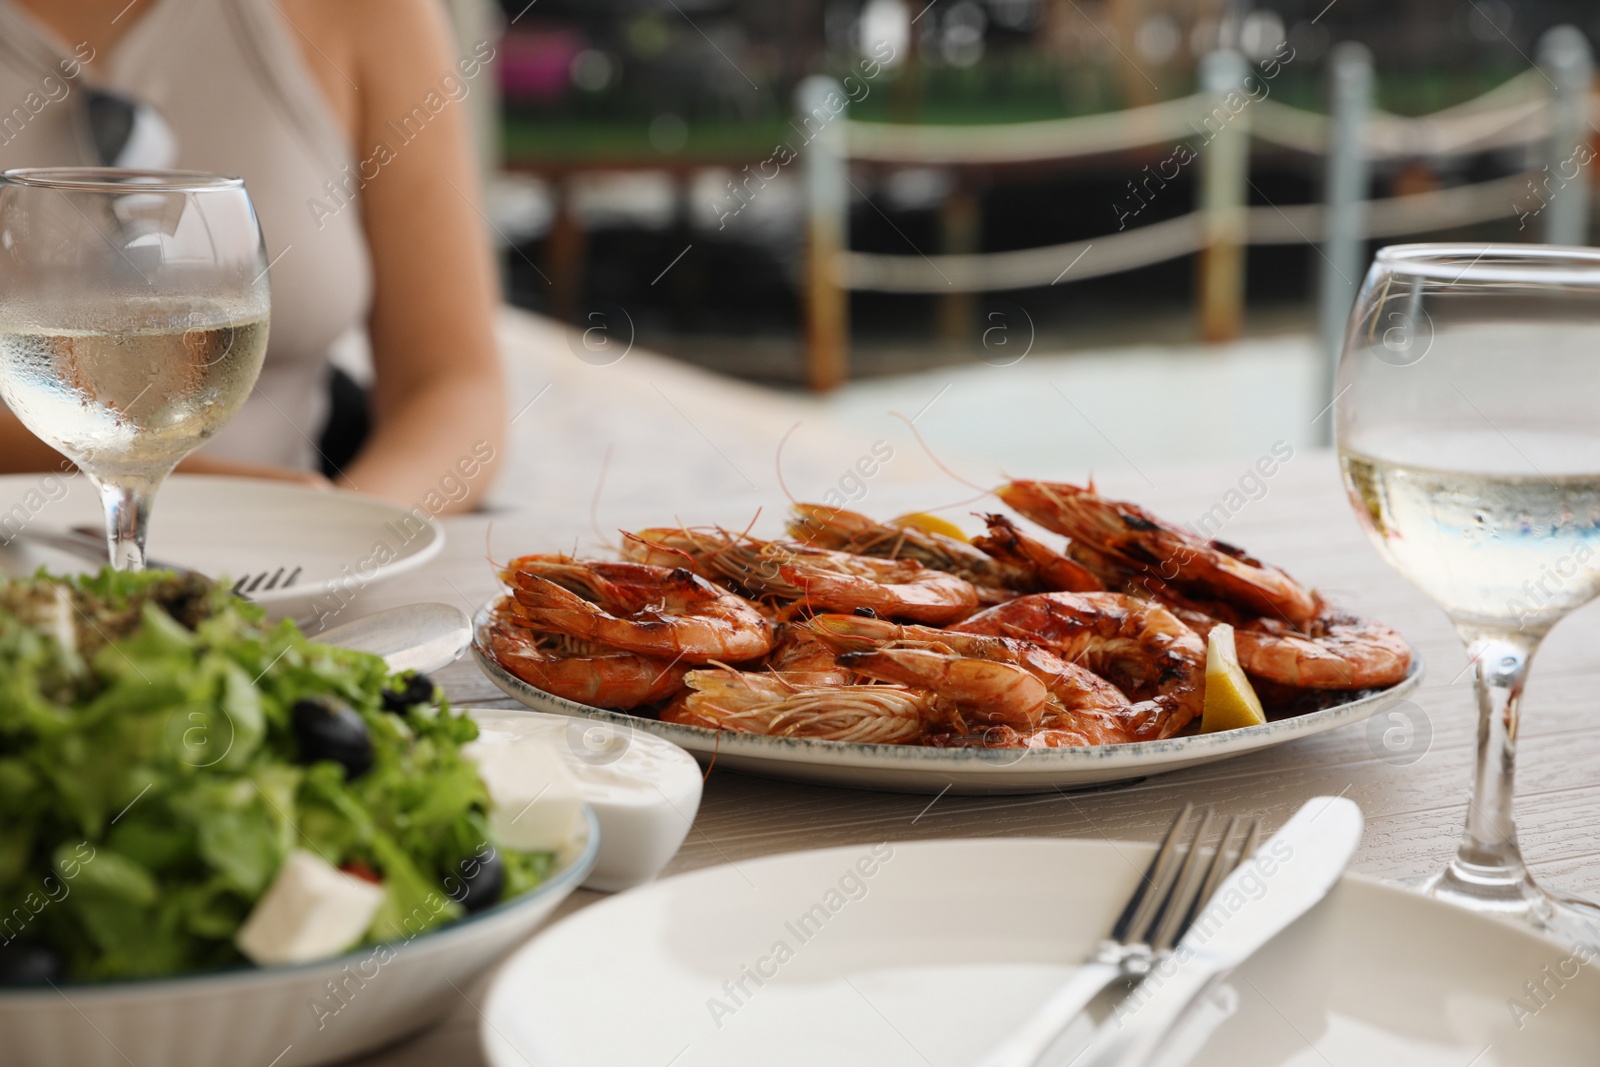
[0,169,271,571]
[1337,244,1600,948]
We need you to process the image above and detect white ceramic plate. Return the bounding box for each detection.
[473,607,1424,795]
[0,711,599,1067]
[0,473,443,624]
[483,838,1596,1067]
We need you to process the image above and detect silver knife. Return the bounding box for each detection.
[1066,796,1363,1067]
[311,603,472,674]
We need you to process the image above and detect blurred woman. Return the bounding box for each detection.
[0,0,506,511]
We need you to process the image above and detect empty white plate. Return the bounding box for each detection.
[0,473,442,626]
[482,838,1598,1067]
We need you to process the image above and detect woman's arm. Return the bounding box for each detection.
[0,0,507,508]
[318,0,508,513]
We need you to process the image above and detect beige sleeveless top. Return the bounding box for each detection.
[0,0,372,469]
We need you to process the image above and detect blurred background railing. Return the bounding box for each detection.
[459,0,1600,397]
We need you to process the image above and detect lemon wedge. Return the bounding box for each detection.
[891,512,969,542]
[1201,623,1267,733]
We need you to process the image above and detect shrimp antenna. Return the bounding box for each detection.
[705,659,751,688]
[588,442,616,551]
[889,410,994,495]
[774,421,802,507]
[703,728,722,782]
[732,509,763,544]
[916,487,1000,516]
[622,529,699,571]
[484,520,508,579]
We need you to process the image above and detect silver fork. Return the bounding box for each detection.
[974,804,1261,1067]
[230,566,303,596]
[64,524,301,596]
[17,526,188,575]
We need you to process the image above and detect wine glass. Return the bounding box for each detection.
[0,169,270,571]
[1336,243,1600,948]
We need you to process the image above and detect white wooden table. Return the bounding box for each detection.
[350,450,1600,1066]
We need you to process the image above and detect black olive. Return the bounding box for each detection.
[451,848,505,913]
[291,697,373,779]
[0,942,62,986]
[380,672,437,715]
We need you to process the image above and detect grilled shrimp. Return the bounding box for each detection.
[834,649,1052,731]
[662,671,943,744]
[835,648,1147,743]
[804,614,1128,709]
[787,503,1022,598]
[999,480,1319,628]
[482,608,688,710]
[781,551,978,624]
[806,615,1141,743]
[953,591,1206,739]
[766,623,858,686]
[505,556,720,612]
[1179,608,1411,690]
[620,526,805,594]
[622,527,979,624]
[1058,548,1411,692]
[507,559,775,663]
[970,513,1105,593]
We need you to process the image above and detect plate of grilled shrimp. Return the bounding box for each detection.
[473,480,1422,794]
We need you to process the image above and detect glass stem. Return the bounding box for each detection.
[1440,626,1541,903]
[99,479,155,572]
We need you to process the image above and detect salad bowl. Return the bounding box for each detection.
[0,791,599,1067]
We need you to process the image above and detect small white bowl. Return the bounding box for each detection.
[468,708,703,892]
[0,758,598,1067]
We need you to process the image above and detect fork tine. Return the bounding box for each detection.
[262,566,286,591]
[230,575,248,595]
[244,571,270,594]
[1161,815,1244,950]
[1148,807,1216,951]
[1193,817,1245,910]
[1112,803,1195,946]
[1237,819,1263,863]
[283,565,302,590]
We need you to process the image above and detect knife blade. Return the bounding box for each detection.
[311,603,472,674]
[1065,795,1363,1067]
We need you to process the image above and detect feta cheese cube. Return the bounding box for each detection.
[463,738,585,852]
[235,850,386,966]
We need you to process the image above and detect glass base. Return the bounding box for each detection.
[1404,862,1600,950]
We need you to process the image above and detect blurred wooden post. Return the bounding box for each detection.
[799,76,849,391]
[1538,26,1594,246]
[937,185,979,347]
[546,177,586,324]
[1196,49,1249,343]
[1315,43,1373,445]
[1106,0,1155,107]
